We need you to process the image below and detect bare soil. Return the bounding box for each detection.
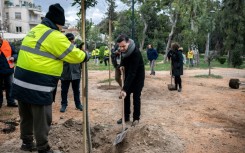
[0,68,245,153]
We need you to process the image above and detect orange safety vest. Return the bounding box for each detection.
[0,40,14,68]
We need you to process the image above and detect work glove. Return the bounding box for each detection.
[119,90,126,99]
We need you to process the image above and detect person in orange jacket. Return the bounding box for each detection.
[0,35,18,108]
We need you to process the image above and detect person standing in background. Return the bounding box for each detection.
[103,47,110,66]
[146,44,158,75]
[60,33,83,113]
[111,44,122,87]
[0,35,18,108]
[187,49,194,67]
[179,47,186,65]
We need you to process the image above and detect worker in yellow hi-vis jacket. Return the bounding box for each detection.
[12,3,89,153]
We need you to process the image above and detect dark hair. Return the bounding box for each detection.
[171,42,180,51]
[148,44,153,48]
[116,34,129,43]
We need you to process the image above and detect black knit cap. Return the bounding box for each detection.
[45,3,65,26]
[65,33,75,41]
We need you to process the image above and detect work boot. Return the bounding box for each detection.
[21,142,37,151]
[76,105,83,111]
[60,105,66,113]
[117,118,129,124]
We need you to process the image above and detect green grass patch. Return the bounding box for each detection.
[194,74,223,79]
[87,53,245,71]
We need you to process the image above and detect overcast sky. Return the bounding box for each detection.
[33,0,128,25]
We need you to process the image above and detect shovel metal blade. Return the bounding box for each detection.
[168,84,176,91]
[113,128,128,145]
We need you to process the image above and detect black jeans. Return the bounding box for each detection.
[124,87,143,121]
[0,73,15,105]
[174,75,182,89]
[104,57,109,66]
[61,79,81,107]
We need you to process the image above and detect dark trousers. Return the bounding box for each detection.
[0,73,15,104]
[18,101,52,150]
[104,57,109,66]
[150,60,155,75]
[61,79,81,107]
[174,75,182,89]
[124,87,142,120]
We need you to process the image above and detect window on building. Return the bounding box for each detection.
[15,12,21,20]
[6,12,9,19]
[16,26,22,33]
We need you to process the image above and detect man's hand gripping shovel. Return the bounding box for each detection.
[113,66,128,145]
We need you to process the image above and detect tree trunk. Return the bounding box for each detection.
[204,32,210,62]
[140,15,148,52]
[163,13,178,63]
[208,60,211,76]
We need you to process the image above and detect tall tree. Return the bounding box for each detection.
[220,0,245,65]
[71,0,98,41]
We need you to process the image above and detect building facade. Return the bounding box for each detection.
[0,0,43,34]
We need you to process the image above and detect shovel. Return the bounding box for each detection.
[168,59,176,90]
[113,66,128,145]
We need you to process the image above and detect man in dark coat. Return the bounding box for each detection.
[116,34,145,126]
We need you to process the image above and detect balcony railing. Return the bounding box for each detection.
[4,2,42,11]
[29,20,41,25]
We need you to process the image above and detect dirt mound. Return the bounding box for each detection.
[49,119,184,153]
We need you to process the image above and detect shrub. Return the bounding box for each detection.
[141,51,148,65]
[231,50,243,68]
[217,57,226,64]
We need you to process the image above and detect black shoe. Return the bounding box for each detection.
[21,142,37,151]
[76,105,83,111]
[0,103,2,108]
[117,118,129,124]
[60,105,66,112]
[178,88,182,92]
[7,103,18,107]
[38,149,53,153]
[38,146,53,153]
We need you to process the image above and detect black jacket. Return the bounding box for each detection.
[121,47,145,93]
[169,50,183,76]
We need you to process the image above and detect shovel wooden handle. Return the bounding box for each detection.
[119,66,126,130]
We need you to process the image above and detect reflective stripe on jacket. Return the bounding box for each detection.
[0,40,14,68]
[13,24,86,105]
